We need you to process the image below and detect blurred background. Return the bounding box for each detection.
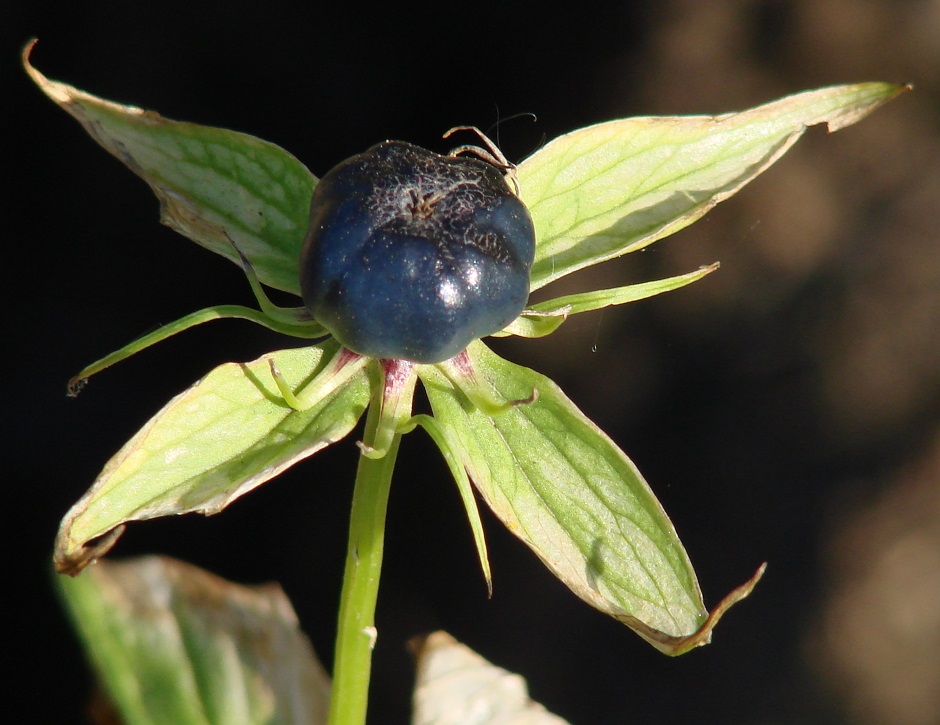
[7,1,939,722]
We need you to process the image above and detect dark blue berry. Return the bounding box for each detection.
[300,140,535,363]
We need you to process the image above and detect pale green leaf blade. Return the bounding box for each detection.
[24,42,314,294]
[57,556,330,725]
[517,83,909,292]
[412,631,570,725]
[421,341,752,654]
[55,342,370,574]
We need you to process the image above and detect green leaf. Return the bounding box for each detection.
[24,41,314,295]
[422,342,762,654]
[517,83,910,292]
[55,341,371,575]
[412,631,570,724]
[57,556,330,725]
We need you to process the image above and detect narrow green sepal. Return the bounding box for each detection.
[227,231,317,329]
[67,304,329,396]
[404,413,493,596]
[497,264,719,340]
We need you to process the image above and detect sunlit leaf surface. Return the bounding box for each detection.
[55,343,369,574]
[412,631,569,725]
[25,41,315,294]
[518,83,909,292]
[58,556,331,725]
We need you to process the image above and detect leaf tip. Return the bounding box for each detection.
[21,38,71,106]
[67,375,88,397]
[22,37,45,87]
[824,82,913,133]
[53,525,126,577]
[21,37,39,66]
[632,562,766,656]
[672,562,766,656]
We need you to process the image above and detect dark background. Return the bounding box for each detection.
[8,2,939,723]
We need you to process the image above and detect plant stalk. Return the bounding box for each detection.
[327,365,407,725]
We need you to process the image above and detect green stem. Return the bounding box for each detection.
[327,365,409,725]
